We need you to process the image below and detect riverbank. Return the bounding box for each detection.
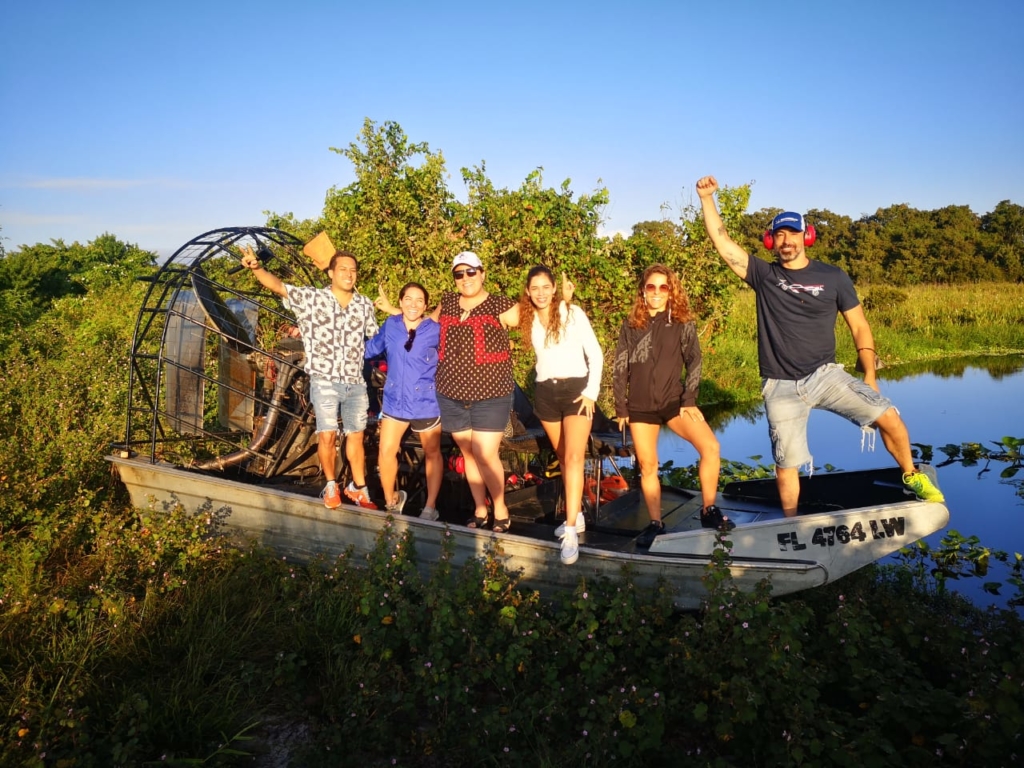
[700,281,1024,405]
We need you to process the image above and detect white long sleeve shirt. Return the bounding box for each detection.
[532,303,604,401]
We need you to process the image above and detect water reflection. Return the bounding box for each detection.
[661,355,1024,608]
[884,354,1024,382]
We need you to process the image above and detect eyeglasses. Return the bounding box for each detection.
[644,283,670,295]
[453,268,480,280]
[404,328,417,352]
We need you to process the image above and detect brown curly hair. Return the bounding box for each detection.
[517,265,565,353]
[626,263,694,329]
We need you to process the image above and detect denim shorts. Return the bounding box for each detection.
[310,377,369,435]
[437,393,513,434]
[534,376,588,422]
[762,363,893,469]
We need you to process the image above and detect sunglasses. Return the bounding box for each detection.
[453,268,480,280]
[644,283,670,295]
[404,328,417,352]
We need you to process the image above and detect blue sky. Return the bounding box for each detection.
[1,0,1021,256]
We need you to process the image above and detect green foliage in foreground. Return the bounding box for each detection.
[2,507,1023,767]
[1,226,1023,766]
[0,283,144,531]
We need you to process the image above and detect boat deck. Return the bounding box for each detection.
[244,464,920,556]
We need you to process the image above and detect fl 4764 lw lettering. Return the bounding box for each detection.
[776,517,906,551]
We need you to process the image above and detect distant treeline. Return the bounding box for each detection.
[0,233,155,338]
[729,200,1024,285]
[2,118,1021,362]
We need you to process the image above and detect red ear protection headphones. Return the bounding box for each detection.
[763,225,817,250]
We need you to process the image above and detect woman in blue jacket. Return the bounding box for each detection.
[364,282,442,519]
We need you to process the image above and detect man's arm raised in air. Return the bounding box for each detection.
[240,244,288,297]
[696,175,750,281]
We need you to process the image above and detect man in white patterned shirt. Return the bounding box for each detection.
[240,244,378,509]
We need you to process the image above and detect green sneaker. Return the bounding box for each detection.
[902,471,945,502]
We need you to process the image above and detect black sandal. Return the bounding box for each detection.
[701,505,736,531]
[491,516,511,533]
[467,512,491,530]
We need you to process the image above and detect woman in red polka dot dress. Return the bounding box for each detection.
[432,252,521,532]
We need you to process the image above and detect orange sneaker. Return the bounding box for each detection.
[344,483,378,509]
[320,481,342,509]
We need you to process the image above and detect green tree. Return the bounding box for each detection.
[926,204,998,282]
[0,255,146,525]
[805,208,856,273]
[0,235,154,326]
[321,118,462,301]
[679,181,753,332]
[457,165,611,297]
[626,220,684,266]
[736,206,782,256]
[853,204,939,285]
[982,200,1024,281]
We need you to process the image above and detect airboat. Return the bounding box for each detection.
[108,226,950,610]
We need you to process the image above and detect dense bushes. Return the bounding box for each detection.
[0,283,143,532]
[4,515,1022,767]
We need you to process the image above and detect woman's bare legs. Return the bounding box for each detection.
[451,429,508,523]
[377,417,409,507]
[664,413,721,509]
[541,414,591,528]
[628,421,664,524]
[418,426,443,510]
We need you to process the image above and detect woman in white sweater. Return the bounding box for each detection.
[517,265,603,565]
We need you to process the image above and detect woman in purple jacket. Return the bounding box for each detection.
[364,282,442,519]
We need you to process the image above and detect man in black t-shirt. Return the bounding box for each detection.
[696,175,944,515]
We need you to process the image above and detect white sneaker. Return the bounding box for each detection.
[385,490,407,514]
[420,505,439,521]
[554,515,586,537]
[560,527,579,565]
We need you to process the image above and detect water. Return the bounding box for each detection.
[659,355,1024,609]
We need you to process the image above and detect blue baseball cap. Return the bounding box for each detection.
[771,211,805,232]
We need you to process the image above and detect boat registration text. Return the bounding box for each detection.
[776,517,906,551]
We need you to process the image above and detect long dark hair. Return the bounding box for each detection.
[518,265,565,352]
[626,263,694,329]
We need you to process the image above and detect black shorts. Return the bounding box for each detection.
[534,376,588,422]
[381,412,442,433]
[628,403,681,425]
